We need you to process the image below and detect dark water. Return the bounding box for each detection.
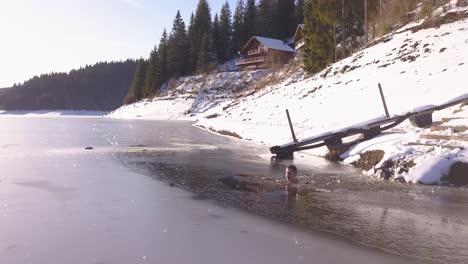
[0,116,466,263]
[116,120,468,264]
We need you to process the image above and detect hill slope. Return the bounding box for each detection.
[109,5,468,184]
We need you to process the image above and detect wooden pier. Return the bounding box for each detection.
[270,92,468,158]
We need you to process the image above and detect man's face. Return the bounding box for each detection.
[285,168,296,182]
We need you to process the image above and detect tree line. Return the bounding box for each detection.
[124,0,304,104]
[0,60,138,111]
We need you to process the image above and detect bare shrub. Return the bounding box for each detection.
[457,0,468,7]
[373,0,421,37]
[205,113,220,119]
[208,128,242,139]
[166,78,179,90]
[123,94,136,105]
[419,1,434,19]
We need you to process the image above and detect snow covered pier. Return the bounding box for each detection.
[270,93,468,158]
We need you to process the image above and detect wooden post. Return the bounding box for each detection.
[364,0,368,43]
[342,0,346,58]
[380,0,382,17]
[286,109,298,143]
[405,0,408,16]
[333,24,337,62]
[378,83,390,118]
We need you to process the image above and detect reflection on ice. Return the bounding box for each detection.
[119,134,468,263]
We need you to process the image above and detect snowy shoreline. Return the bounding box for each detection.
[108,8,468,185]
[0,110,107,117]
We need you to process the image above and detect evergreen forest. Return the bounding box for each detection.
[0,60,138,111]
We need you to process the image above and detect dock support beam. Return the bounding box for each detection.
[286,109,298,144]
[378,83,390,118]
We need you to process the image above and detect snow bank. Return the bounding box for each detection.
[107,70,266,120]
[405,156,455,184]
[108,97,195,120]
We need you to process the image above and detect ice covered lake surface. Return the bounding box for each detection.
[0,117,466,264]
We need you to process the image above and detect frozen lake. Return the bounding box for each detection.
[0,116,465,263]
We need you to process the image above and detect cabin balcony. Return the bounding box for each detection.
[295,39,305,50]
[236,56,267,66]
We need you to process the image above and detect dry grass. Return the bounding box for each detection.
[366,0,464,49]
[411,10,468,32]
[371,0,453,38]
[251,58,304,92]
[208,128,242,139]
[324,144,352,162]
[372,0,422,37]
[351,150,386,171]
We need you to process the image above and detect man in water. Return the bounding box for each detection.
[284,165,299,196]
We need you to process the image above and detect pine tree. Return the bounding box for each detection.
[125,59,148,103]
[219,1,233,62]
[213,13,222,62]
[303,0,335,74]
[167,10,189,77]
[196,33,218,72]
[187,13,196,73]
[316,0,379,57]
[295,0,305,25]
[277,0,296,39]
[157,29,169,84]
[310,0,340,23]
[192,0,216,72]
[257,0,277,38]
[232,0,245,54]
[242,0,257,42]
[143,46,160,97]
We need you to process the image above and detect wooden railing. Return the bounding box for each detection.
[295,39,305,50]
[247,49,262,56]
[236,56,267,65]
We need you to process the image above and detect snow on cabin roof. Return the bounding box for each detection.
[241,36,296,53]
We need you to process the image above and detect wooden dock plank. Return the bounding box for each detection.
[430,125,468,132]
[420,134,468,141]
[405,142,464,150]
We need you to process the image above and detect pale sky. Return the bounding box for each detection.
[0,0,236,88]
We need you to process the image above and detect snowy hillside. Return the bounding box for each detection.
[109,70,266,120]
[109,6,468,185]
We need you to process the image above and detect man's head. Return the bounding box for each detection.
[285,165,297,182]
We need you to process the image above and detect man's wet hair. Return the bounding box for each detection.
[286,165,297,174]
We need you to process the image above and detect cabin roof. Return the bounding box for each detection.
[240,36,295,53]
[293,24,305,43]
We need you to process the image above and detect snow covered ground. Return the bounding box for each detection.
[0,110,106,117]
[108,5,468,185]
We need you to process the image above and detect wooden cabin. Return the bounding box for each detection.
[236,36,296,70]
[293,24,305,53]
